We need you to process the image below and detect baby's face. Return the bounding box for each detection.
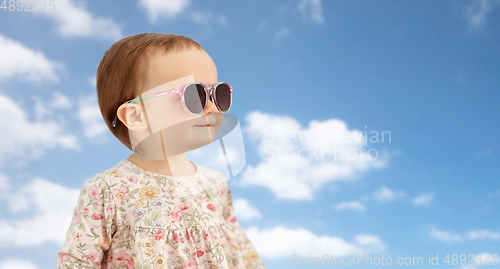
[133,47,224,155]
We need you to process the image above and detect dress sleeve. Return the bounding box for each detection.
[221,181,267,269]
[56,175,117,269]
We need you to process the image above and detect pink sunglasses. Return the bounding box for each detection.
[112,81,232,128]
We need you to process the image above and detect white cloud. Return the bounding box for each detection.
[0,174,8,192]
[233,198,262,220]
[457,252,493,269]
[464,0,494,30]
[0,34,63,83]
[297,0,325,24]
[334,201,365,212]
[430,227,464,243]
[0,93,79,167]
[361,187,434,208]
[88,76,96,87]
[467,230,500,240]
[474,252,493,266]
[189,11,228,26]
[138,0,228,29]
[246,225,385,259]
[31,92,71,122]
[139,0,190,23]
[77,94,108,138]
[0,260,37,269]
[430,226,500,243]
[32,96,54,121]
[337,188,433,213]
[0,175,81,247]
[373,186,406,203]
[49,91,72,109]
[239,111,389,200]
[32,0,122,40]
[412,193,434,207]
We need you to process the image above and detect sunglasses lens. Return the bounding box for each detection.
[215,83,231,112]
[184,84,206,114]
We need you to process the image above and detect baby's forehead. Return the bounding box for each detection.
[138,49,217,91]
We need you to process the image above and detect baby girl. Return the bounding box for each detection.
[56,32,267,269]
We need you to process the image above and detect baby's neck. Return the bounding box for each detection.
[126,154,196,176]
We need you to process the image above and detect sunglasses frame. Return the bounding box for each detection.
[111,81,232,128]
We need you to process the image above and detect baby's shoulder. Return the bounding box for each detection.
[80,161,126,190]
[197,164,228,186]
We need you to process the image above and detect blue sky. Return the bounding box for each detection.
[0,0,499,268]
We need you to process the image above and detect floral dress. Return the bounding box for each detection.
[56,159,267,269]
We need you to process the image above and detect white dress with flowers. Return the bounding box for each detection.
[56,159,267,269]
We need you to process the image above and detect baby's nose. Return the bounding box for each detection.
[201,98,219,116]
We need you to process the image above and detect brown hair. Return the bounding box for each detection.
[96,33,205,151]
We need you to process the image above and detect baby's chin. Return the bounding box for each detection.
[139,115,223,156]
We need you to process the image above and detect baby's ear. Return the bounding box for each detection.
[119,103,148,132]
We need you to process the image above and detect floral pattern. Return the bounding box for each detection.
[56,159,267,269]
